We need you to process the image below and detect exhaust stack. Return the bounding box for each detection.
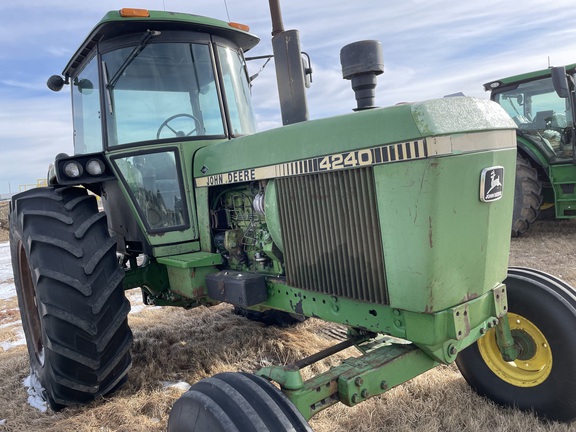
[340,40,384,111]
[269,0,309,125]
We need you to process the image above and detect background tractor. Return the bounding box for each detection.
[8,2,576,429]
[485,64,576,236]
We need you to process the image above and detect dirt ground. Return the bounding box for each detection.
[0,211,574,431]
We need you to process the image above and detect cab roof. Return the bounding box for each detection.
[484,62,576,92]
[63,9,260,78]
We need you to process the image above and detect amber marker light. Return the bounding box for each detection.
[228,22,250,32]
[120,8,150,18]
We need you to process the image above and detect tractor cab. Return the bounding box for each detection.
[50,9,259,151]
[485,65,576,163]
[47,8,260,251]
[55,8,259,149]
[486,64,576,224]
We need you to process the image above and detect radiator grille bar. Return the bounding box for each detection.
[276,167,388,304]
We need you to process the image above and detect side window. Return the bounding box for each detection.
[114,150,187,231]
[72,55,103,154]
[494,95,520,120]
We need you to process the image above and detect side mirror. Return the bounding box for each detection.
[552,66,570,98]
[47,75,65,92]
[77,78,94,95]
[301,52,312,89]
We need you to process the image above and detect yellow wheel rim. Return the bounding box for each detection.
[478,312,552,387]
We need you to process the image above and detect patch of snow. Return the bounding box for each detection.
[126,289,160,315]
[0,242,15,301]
[0,419,6,425]
[162,381,191,391]
[0,319,21,329]
[0,327,25,352]
[23,373,48,413]
[0,242,12,279]
[126,290,145,314]
[0,282,15,301]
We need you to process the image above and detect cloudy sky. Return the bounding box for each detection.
[1,0,576,194]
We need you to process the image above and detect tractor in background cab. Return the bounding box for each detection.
[8,2,576,429]
[486,64,576,236]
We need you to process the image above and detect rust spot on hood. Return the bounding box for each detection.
[461,292,480,302]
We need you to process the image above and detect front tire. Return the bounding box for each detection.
[456,268,576,422]
[168,372,312,432]
[9,187,132,410]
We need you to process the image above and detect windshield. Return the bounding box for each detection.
[494,77,573,159]
[102,42,224,146]
[70,35,257,152]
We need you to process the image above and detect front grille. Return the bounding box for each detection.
[276,167,388,304]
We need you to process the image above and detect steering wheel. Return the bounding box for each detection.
[157,113,200,139]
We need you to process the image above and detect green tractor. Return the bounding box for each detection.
[485,64,576,236]
[8,3,576,429]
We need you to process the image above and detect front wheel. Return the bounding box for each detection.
[10,187,133,410]
[456,268,576,422]
[168,372,312,432]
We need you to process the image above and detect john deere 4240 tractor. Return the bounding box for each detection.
[9,3,576,429]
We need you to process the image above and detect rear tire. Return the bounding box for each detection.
[511,153,542,237]
[456,268,576,422]
[9,187,132,410]
[168,372,312,432]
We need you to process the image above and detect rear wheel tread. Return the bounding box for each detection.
[512,153,543,237]
[9,186,132,410]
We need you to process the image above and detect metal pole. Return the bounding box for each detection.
[268,0,285,36]
[293,337,364,369]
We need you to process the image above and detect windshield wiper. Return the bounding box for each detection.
[107,29,161,89]
[102,60,113,115]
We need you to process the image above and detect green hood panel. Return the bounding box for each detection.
[194,97,515,181]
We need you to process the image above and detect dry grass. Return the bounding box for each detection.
[0,201,8,243]
[508,218,576,285]
[0,217,575,431]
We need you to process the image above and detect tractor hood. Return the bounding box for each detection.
[194,97,516,187]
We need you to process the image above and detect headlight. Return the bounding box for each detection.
[56,153,113,185]
[63,161,83,178]
[86,159,105,175]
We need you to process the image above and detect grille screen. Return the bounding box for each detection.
[276,167,388,304]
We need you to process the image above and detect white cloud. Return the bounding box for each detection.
[45,46,73,58]
[0,80,47,92]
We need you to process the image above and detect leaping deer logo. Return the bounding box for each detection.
[486,170,502,195]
